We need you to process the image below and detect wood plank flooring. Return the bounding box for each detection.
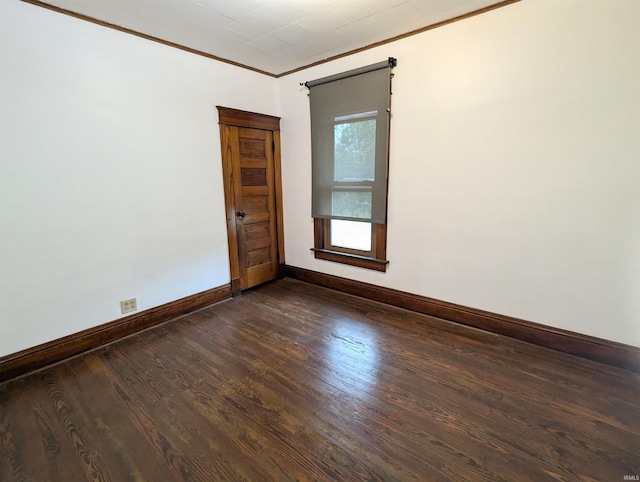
[1,278,639,481]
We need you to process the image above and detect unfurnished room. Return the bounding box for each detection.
[1,0,639,480]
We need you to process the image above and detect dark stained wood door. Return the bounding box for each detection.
[232,126,277,289]
[217,107,284,294]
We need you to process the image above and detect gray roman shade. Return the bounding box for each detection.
[307,58,395,224]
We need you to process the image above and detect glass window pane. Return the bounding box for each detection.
[332,190,372,219]
[334,119,376,182]
[330,219,372,251]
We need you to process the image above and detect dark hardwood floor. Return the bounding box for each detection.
[1,278,639,481]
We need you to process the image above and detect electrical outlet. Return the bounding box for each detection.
[120,298,137,314]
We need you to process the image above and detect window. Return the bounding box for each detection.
[305,59,395,271]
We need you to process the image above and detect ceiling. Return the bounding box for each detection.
[29,0,515,76]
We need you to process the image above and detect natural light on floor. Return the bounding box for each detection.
[330,219,371,252]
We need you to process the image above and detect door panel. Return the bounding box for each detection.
[231,127,278,290]
[247,247,271,267]
[244,197,268,215]
[241,168,267,186]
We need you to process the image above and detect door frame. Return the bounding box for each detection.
[217,106,285,296]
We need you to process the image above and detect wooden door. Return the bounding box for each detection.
[217,107,285,295]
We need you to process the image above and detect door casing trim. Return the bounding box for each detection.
[217,106,285,295]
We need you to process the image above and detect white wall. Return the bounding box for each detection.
[278,0,640,346]
[2,0,638,357]
[0,1,277,357]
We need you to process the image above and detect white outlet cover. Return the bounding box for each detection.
[120,298,137,314]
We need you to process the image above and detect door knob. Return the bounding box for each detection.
[236,211,246,218]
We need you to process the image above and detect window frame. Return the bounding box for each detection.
[312,218,389,272]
